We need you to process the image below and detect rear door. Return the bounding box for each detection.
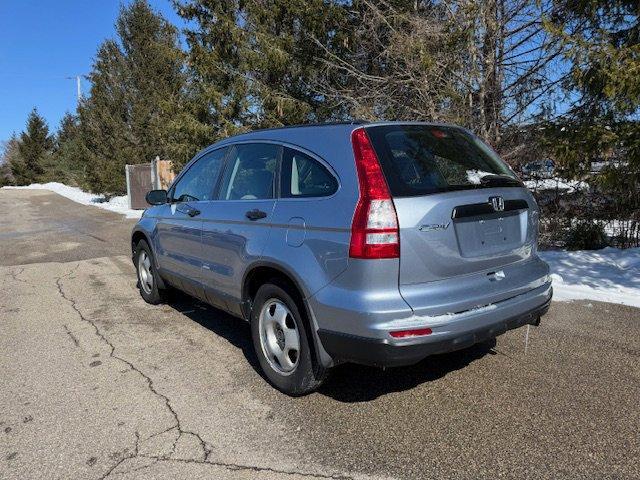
[366,125,542,314]
[198,143,279,314]
[265,146,350,295]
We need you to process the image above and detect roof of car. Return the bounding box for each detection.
[214,121,366,143]
[253,120,370,131]
[212,120,466,146]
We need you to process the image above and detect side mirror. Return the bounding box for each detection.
[145,189,168,206]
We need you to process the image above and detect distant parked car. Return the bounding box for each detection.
[590,158,628,173]
[522,159,555,178]
[132,122,552,395]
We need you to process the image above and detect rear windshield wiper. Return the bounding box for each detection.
[479,174,523,187]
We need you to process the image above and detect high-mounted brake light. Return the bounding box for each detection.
[349,128,399,259]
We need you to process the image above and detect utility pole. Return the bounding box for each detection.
[66,75,82,104]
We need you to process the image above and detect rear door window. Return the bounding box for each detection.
[219,143,279,200]
[280,147,338,198]
[366,125,520,197]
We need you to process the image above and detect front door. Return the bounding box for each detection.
[155,148,228,295]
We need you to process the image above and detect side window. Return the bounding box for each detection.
[219,143,279,200]
[281,147,338,198]
[171,147,227,202]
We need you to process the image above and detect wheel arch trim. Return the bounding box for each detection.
[131,228,166,290]
[242,260,334,368]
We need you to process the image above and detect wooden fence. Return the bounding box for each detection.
[125,157,176,209]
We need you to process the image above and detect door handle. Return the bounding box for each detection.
[187,207,201,217]
[245,209,267,221]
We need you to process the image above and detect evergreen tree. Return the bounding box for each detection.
[56,112,80,147]
[79,0,187,193]
[0,135,21,187]
[14,108,53,185]
[49,113,87,186]
[0,160,13,187]
[241,0,348,126]
[78,39,130,193]
[176,0,252,145]
[545,0,640,215]
[175,0,347,147]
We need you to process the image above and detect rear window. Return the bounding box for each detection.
[366,125,520,197]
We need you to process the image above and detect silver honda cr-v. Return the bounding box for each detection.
[132,122,552,395]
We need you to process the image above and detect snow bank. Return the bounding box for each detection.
[2,182,142,219]
[540,247,640,307]
[524,177,590,194]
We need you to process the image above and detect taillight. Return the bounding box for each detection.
[349,128,399,259]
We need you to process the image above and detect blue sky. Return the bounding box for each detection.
[0,0,183,143]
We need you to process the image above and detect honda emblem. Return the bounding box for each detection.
[489,196,505,212]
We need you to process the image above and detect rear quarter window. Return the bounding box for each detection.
[280,147,338,198]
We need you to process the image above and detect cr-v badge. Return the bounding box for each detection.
[419,222,450,232]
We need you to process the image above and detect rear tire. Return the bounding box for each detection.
[134,240,166,305]
[251,282,327,396]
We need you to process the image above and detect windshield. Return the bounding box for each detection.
[366,125,521,197]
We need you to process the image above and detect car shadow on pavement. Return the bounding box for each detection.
[164,290,262,371]
[164,290,497,402]
[318,340,497,403]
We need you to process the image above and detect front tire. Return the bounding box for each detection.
[251,282,327,396]
[134,240,166,305]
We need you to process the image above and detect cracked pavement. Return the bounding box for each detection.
[0,190,369,480]
[1,188,639,479]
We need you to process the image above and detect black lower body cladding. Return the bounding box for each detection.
[318,297,551,368]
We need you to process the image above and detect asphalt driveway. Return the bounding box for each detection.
[1,188,638,479]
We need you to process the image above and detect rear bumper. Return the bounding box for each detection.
[317,286,552,367]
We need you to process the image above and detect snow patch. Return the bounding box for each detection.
[466,169,494,184]
[524,177,590,194]
[2,182,143,219]
[379,303,499,330]
[540,247,640,308]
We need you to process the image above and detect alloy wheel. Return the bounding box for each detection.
[137,250,153,294]
[258,299,300,375]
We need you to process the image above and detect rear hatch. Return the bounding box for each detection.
[366,124,544,315]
